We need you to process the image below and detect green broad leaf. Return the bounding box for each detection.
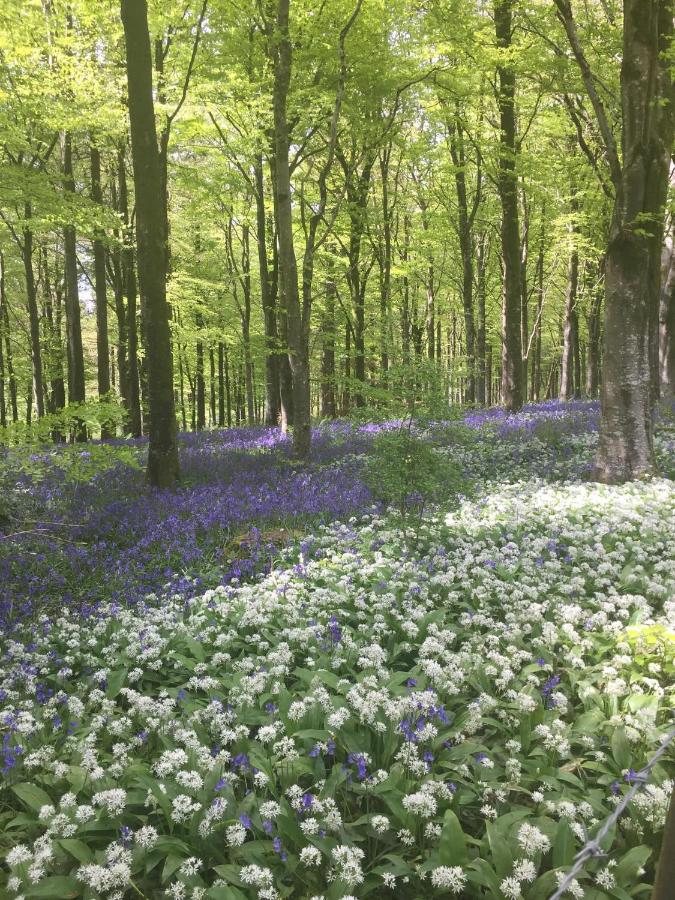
[213,864,245,886]
[371,854,411,876]
[106,667,127,699]
[611,727,632,771]
[486,820,513,878]
[155,836,192,855]
[11,782,53,812]
[438,809,467,866]
[467,858,502,893]
[58,838,94,864]
[207,887,249,900]
[615,845,652,882]
[552,820,575,868]
[525,869,563,900]
[162,853,186,882]
[25,876,80,898]
[6,813,36,829]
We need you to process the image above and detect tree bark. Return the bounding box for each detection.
[117,147,143,438]
[321,271,337,418]
[21,205,45,419]
[660,232,675,397]
[594,0,671,482]
[63,132,87,438]
[121,0,179,486]
[195,314,205,431]
[218,342,225,427]
[272,0,310,456]
[561,201,580,400]
[90,144,112,436]
[254,156,280,426]
[495,0,524,413]
[449,115,477,403]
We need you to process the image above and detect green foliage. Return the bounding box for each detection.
[0,398,129,446]
[363,423,470,525]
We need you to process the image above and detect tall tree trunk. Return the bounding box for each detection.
[449,116,477,404]
[341,151,375,407]
[321,271,337,418]
[121,0,179,486]
[218,342,225,427]
[117,147,142,438]
[660,168,675,397]
[476,234,488,405]
[1,274,17,425]
[379,147,392,380]
[224,344,232,427]
[254,156,280,425]
[531,217,545,401]
[273,0,310,456]
[520,184,529,400]
[495,0,524,412]
[90,144,112,436]
[22,205,45,419]
[594,0,671,482]
[0,254,6,428]
[561,203,580,401]
[195,313,205,431]
[63,132,87,438]
[209,346,216,426]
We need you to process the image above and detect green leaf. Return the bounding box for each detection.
[552,820,575,868]
[486,820,513,878]
[106,667,127,699]
[58,838,94,864]
[25,876,80,898]
[615,845,652,882]
[438,809,467,866]
[611,727,631,771]
[207,888,248,900]
[11,782,53,812]
[162,854,185,882]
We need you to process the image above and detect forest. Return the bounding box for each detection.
[0,0,674,898]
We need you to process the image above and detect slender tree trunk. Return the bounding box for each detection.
[0,255,6,429]
[22,206,45,419]
[343,317,351,414]
[273,0,310,456]
[520,184,529,400]
[121,0,179,486]
[561,207,580,400]
[379,148,392,380]
[321,271,337,418]
[63,132,86,439]
[342,152,375,406]
[218,342,225,427]
[495,0,524,412]
[450,117,477,403]
[195,314,205,431]
[476,234,488,405]
[224,344,232,427]
[209,346,216,426]
[90,144,112,436]
[254,156,280,426]
[660,176,675,397]
[117,148,142,438]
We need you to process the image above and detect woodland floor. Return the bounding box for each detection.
[0,402,674,898]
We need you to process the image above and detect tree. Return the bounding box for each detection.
[556,0,673,481]
[121,0,179,486]
[495,0,524,413]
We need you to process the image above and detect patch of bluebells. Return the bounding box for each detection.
[2,401,674,636]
